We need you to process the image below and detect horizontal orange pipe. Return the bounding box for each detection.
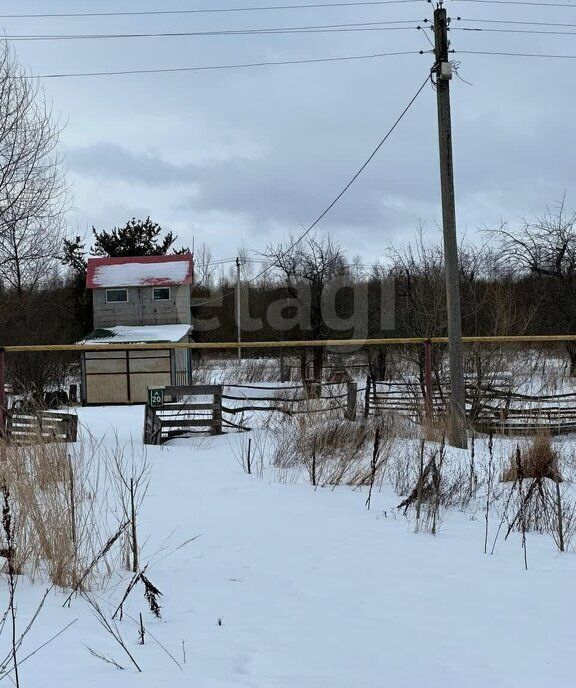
[3,334,576,353]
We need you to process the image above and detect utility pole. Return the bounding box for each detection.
[236,257,242,364]
[434,3,468,449]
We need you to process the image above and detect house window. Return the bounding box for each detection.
[106,288,128,303]
[153,287,171,301]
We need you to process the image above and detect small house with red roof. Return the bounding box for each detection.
[80,254,194,405]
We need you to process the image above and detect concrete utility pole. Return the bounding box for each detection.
[236,257,242,364]
[434,3,468,449]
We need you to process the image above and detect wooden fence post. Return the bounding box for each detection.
[424,339,433,424]
[212,385,223,435]
[346,381,358,421]
[364,375,371,418]
[280,355,291,382]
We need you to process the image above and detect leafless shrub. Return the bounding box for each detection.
[388,441,417,497]
[486,436,576,557]
[516,447,529,569]
[231,430,268,478]
[103,439,151,573]
[0,429,148,591]
[544,480,576,552]
[397,437,448,534]
[83,593,142,673]
[484,434,495,553]
[393,431,489,535]
[502,433,562,483]
[271,412,396,488]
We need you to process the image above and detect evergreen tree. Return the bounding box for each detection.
[92,217,179,257]
[61,217,187,333]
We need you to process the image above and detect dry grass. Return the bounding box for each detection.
[191,356,289,385]
[0,433,142,590]
[0,440,81,585]
[271,412,397,487]
[502,433,562,483]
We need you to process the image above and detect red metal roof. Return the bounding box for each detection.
[86,254,193,289]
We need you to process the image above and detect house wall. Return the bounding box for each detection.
[92,284,191,328]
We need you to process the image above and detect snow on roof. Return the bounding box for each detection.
[79,324,192,345]
[86,255,193,289]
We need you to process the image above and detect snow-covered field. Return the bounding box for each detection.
[3,405,576,688]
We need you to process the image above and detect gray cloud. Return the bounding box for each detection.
[13,0,576,259]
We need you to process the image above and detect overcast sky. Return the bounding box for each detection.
[7,0,576,263]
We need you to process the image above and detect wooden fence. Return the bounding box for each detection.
[5,410,78,444]
[368,378,576,435]
[221,381,358,418]
[144,381,359,444]
[144,385,224,445]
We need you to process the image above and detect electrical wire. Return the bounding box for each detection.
[20,50,426,80]
[455,26,576,35]
[419,24,435,49]
[191,70,432,307]
[458,17,576,28]
[5,24,421,42]
[457,49,576,58]
[0,1,426,20]
[452,0,576,7]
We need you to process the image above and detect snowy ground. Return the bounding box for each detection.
[3,405,576,688]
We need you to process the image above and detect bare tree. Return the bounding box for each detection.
[0,41,68,295]
[237,243,258,281]
[488,197,576,374]
[490,198,576,281]
[192,241,216,289]
[263,234,348,383]
[387,228,449,339]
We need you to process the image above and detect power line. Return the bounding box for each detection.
[453,0,576,6]
[458,18,576,28]
[193,75,430,308]
[455,26,576,35]
[21,50,426,80]
[6,24,421,42]
[420,24,435,48]
[203,258,240,265]
[248,72,431,284]
[0,1,426,20]
[193,70,431,307]
[457,49,576,58]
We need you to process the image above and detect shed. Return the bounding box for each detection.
[80,324,193,405]
[79,254,195,405]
